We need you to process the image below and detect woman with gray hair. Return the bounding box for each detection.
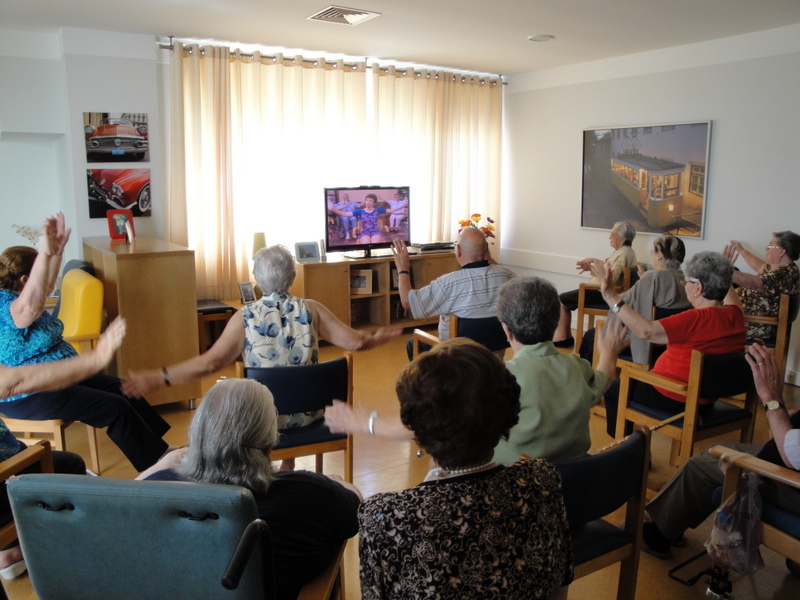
[593,251,746,438]
[723,230,800,341]
[579,233,692,364]
[553,221,637,347]
[139,378,361,600]
[123,244,401,467]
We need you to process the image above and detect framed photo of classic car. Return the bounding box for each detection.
[84,112,149,163]
[581,121,711,238]
[87,168,152,218]
[107,209,135,240]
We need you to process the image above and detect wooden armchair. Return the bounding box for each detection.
[744,292,800,383]
[708,445,800,580]
[615,349,758,468]
[235,353,354,482]
[575,267,634,351]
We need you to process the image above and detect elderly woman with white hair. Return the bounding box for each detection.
[553,221,638,347]
[138,378,361,600]
[123,245,401,466]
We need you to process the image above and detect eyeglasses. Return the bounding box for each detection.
[684,278,699,285]
[766,245,781,250]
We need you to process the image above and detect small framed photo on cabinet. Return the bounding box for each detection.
[350,269,373,295]
[238,282,257,304]
[294,241,320,263]
[107,209,135,240]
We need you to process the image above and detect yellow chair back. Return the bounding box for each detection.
[59,269,104,353]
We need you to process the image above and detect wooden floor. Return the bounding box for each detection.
[3,332,800,599]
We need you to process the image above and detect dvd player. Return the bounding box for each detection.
[410,241,455,252]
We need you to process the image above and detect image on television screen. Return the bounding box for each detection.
[325,186,410,256]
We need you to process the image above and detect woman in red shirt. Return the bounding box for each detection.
[595,251,745,438]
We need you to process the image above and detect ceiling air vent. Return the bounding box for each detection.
[307,5,381,26]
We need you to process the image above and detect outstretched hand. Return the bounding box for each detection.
[121,368,163,398]
[596,315,630,357]
[391,239,411,271]
[40,212,71,257]
[745,342,782,405]
[325,400,369,434]
[722,242,740,266]
[94,318,126,367]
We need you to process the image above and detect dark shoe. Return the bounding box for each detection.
[642,522,673,559]
[670,535,687,548]
[553,336,575,349]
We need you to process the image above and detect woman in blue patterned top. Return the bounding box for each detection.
[122,245,401,468]
[0,213,170,472]
[0,315,127,579]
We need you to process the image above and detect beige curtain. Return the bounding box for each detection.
[169,45,367,300]
[371,65,503,248]
[169,44,503,298]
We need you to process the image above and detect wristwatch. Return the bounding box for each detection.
[610,300,626,314]
[763,399,785,412]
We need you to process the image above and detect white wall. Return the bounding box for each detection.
[501,24,800,380]
[0,28,164,261]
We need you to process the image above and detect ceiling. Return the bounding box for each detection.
[2,0,800,75]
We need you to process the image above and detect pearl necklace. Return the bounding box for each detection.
[425,461,497,482]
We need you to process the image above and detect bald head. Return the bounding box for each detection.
[456,228,489,264]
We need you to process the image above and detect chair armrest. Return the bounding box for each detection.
[708,445,800,491]
[0,441,53,480]
[578,283,601,292]
[296,540,347,600]
[743,315,779,325]
[623,366,688,394]
[64,332,101,354]
[412,329,441,358]
[234,361,244,378]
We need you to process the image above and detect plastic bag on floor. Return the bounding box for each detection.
[705,471,764,574]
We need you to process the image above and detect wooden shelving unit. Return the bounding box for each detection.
[291,252,458,331]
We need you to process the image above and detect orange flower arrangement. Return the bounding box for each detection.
[458,214,496,244]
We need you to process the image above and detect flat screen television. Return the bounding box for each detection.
[325,186,410,257]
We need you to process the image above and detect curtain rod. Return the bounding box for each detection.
[158,36,504,83]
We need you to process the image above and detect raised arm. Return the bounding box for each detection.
[591,261,668,344]
[392,239,413,310]
[122,310,246,397]
[309,300,402,351]
[325,400,412,440]
[746,343,794,468]
[728,240,766,274]
[0,317,125,398]
[595,316,631,392]
[11,213,70,328]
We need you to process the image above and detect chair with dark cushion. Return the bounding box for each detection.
[197,299,235,353]
[409,314,509,360]
[236,352,354,482]
[709,445,800,581]
[615,349,758,468]
[553,425,651,600]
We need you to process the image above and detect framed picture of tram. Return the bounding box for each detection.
[580,121,711,238]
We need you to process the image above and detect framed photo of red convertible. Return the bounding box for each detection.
[107,209,135,241]
[87,168,151,218]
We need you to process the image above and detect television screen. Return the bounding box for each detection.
[325,186,410,257]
